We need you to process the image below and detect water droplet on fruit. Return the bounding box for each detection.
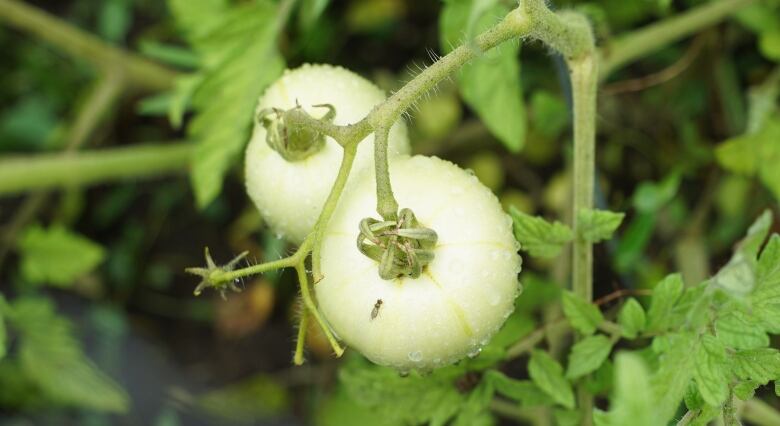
[467,347,482,358]
[408,351,422,362]
[489,292,501,306]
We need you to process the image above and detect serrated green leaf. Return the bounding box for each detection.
[715,308,768,349]
[693,335,729,406]
[484,370,554,407]
[440,0,525,151]
[607,353,657,426]
[651,332,697,423]
[528,350,575,409]
[197,374,290,422]
[562,291,604,335]
[509,207,573,258]
[617,298,646,339]
[752,234,780,333]
[733,380,760,401]
[566,334,613,379]
[340,362,464,426]
[17,224,105,286]
[576,209,625,243]
[731,348,780,384]
[8,298,128,412]
[174,0,286,207]
[755,234,780,298]
[645,274,684,332]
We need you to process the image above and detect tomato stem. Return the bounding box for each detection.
[373,126,399,221]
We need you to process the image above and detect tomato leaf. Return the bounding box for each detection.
[169,0,285,207]
[645,274,684,333]
[528,350,575,409]
[603,353,655,426]
[566,334,613,379]
[617,298,646,339]
[484,370,554,407]
[577,208,625,243]
[509,207,573,258]
[440,0,526,152]
[731,348,780,384]
[693,335,729,406]
[17,224,105,286]
[339,362,465,426]
[7,298,128,412]
[561,290,604,335]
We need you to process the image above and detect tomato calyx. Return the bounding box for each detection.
[357,208,438,280]
[257,103,335,162]
[186,247,248,300]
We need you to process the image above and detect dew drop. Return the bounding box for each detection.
[467,347,482,358]
[408,351,423,362]
[489,292,501,306]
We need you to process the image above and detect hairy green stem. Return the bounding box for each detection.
[296,263,344,356]
[570,55,598,303]
[599,0,757,79]
[373,126,398,221]
[312,144,358,278]
[213,253,298,284]
[294,308,309,365]
[365,6,533,130]
[0,143,192,195]
[0,0,179,92]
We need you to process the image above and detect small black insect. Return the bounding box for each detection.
[370,299,383,320]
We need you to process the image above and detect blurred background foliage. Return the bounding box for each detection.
[0,0,779,424]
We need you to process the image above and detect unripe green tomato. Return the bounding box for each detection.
[316,155,522,370]
[245,64,410,244]
[465,151,505,192]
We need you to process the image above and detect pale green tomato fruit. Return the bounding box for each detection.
[245,64,409,244]
[316,155,522,370]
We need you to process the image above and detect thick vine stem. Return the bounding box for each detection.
[569,54,598,303]
[0,143,192,195]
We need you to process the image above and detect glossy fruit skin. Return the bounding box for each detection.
[245,64,409,244]
[316,155,522,370]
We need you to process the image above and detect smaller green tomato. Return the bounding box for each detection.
[245,64,410,244]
